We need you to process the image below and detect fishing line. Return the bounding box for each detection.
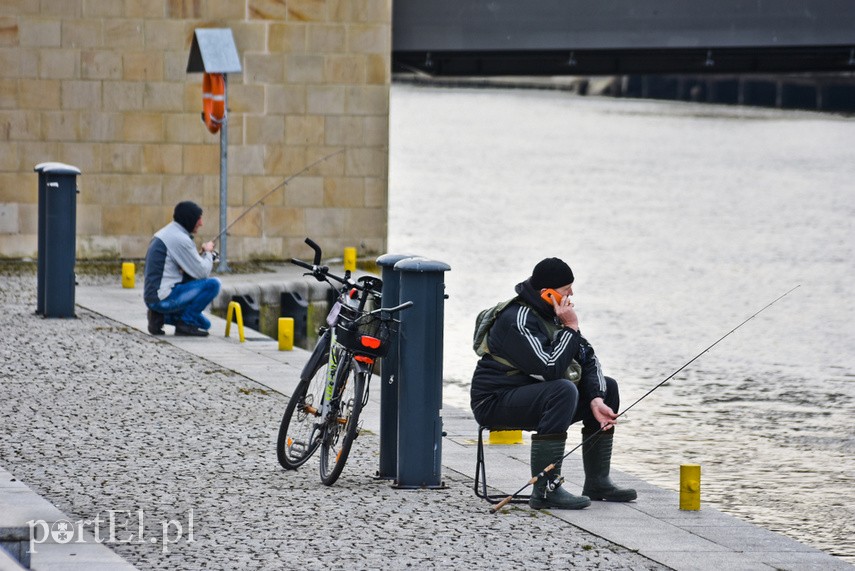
[210,148,345,244]
[489,284,801,513]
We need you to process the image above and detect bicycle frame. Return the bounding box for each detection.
[320,329,341,423]
[318,306,379,425]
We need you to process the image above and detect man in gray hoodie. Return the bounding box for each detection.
[143,201,221,337]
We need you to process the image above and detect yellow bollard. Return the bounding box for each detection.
[121,262,135,288]
[225,301,245,343]
[343,247,357,272]
[278,317,294,351]
[489,430,524,445]
[680,464,701,510]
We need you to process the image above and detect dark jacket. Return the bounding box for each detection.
[470,279,608,411]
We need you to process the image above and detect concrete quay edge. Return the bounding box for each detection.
[2,271,847,571]
[0,466,139,570]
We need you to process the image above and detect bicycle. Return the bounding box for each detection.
[276,238,412,485]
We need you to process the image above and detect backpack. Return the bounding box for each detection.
[472,297,520,356]
[472,296,583,383]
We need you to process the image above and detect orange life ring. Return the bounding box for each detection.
[202,73,225,134]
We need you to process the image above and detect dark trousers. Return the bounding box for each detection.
[475,376,620,435]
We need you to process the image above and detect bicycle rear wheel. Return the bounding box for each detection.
[276,354,328,470]
[319,361,367,485]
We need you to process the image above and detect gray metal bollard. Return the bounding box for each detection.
[375,253,417,480]
[34,162,70,315]
[392,257,451,489]
[41,163,81,318]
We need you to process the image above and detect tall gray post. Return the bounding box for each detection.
[375,253,417,480]
[217,73,230,272]
[392,257,450,489]
[41,164,81,318]
[34,162,68,315]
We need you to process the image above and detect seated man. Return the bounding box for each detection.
[470,257,636,510]
[144,201,221,337]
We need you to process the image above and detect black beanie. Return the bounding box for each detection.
[530,258,574,290]
[173,201,203,234]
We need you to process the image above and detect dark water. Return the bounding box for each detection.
[388,83,855,562]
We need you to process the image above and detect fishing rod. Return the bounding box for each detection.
[209,148,345,245]
[489,284,801,514]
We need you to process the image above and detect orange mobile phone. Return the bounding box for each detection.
[540,288,563,305]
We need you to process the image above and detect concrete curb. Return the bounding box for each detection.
[0,467,138,570]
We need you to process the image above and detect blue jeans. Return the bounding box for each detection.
[147,278,221,330]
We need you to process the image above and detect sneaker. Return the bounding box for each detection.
[147,310,165,335]
[175,321,209,337]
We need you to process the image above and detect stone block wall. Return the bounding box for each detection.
[0,0,391,261]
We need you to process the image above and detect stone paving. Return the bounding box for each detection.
[0,270,665,570]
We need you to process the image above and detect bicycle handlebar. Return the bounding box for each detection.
[370,300,414,317]
[290,258,322,273]
[290,238,378,294]
[290,258,355,289]
[304,237,322,266]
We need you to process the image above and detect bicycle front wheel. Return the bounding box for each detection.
[276,354,328,470]
[319,361,367,485]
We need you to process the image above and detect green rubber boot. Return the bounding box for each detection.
[529,433,591,510]
[581,427,637,502]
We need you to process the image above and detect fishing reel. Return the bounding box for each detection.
[201,247,220,262]
[545,474,565,493]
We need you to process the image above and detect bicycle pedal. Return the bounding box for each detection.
[288,438,308,455]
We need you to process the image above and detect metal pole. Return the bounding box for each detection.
[42,164,80,318]
[217,74,230,272]
[34,162,53,315]
[393,257,450,489]
[374,253,417,480]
